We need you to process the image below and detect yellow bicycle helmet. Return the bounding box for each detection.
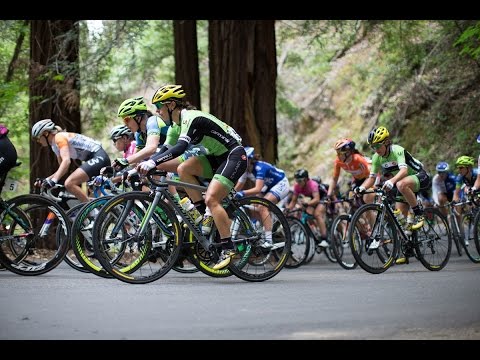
[151,85,186,105]
[455,155,475,167]
[367,126,390,144]
[117,97,147,118]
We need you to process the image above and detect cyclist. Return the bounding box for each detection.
[453,155,478,203]
[286,168,329,247]
[31,119,111,203]
[357,126,430,232]
[112,97,169,172]
[107,124,137,186]
[431,161,456,216]
[234,147,290,248]
[327,138,375,205]
[137,84,247,270]
[471,134,480,193]
[0,124,17,195]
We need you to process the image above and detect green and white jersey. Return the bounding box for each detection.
[151,109,242,165]
[371,144,423,177]
[178,109,242,156]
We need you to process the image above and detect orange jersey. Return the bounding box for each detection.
[333,153,370,180]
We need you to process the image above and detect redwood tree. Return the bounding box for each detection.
[174,20,201,109]
[29,20,80,187]
[208,20,277,163]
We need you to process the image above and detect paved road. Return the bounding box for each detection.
[1,254,479,340]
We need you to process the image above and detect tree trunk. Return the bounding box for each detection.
[29,20,80,188]
[208,20,277,163]
[174,20,201,109]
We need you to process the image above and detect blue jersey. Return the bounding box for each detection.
[239,160,285,190]
[135,115,169,150]
[455,168,478,189]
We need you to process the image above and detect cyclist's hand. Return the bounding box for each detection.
[100,166,115,177]
[234,191,245,199]
[354,186,366,196]
[42,178,57,189]
[34,178,44,188]
[137,159,156,175]
[112,157,129,170]
[382,180,394,191]
[93,175,105,187]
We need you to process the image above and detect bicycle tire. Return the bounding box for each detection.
[459,212,480,263]
[284,216,310,268]
[0,194,71,276]
[348,203,398,274]
[412,207,452,270]
[92,191,182,284]
[71,196,115,278]
[330,214,358,270]
[62,203,90,273]
[227,196,292,282]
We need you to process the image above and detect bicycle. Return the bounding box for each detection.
[330,196,360,270]
[300,200,340,265]
[434,194,480,263]
[71,173,199,278]
[0,163,72,276]
[348,188,452,274]
[91,170,291,284]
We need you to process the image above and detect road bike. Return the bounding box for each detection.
[348,188,451,274]
[91,170,291,284]
[0,163,71,276]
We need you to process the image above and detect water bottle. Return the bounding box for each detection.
[393,209,407,229]
[405,212,415,235]
[179,197,202,225]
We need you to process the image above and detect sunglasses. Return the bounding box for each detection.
[370,142,384,150]
[154,101,171,109]
[336,150,349,155]
[295,178,306,183]
[457,166,466,170]
[112,137,122,143]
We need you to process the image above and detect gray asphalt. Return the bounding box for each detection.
[1,254,479,340]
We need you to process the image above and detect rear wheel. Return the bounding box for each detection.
[330,214,357,270]
[413,207,452,270]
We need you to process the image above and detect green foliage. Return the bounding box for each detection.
[454,21,480,60]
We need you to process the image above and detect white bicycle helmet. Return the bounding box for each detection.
[110,125,132,140]
[32,119,56,138]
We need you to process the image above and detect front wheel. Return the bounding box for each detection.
[348,203,398,274]
[284,216,310,268]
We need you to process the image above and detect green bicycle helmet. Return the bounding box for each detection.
[455,155,475,167]
[367,126,390,144]
[117,97,147,118]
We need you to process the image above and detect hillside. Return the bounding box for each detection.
[276,20,480,187]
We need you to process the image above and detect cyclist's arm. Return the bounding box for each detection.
[243,178,265,196]
[287,193,299,210]
[327,175,339,197]
[126,134,160,165]
[388,166,408,186]
[50,138,72,181]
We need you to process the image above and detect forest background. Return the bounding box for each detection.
[1,20,479,199]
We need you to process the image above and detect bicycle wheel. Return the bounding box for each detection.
[227,196,292,282]
[284,216,310,268]
[413,207,452,270]
[474,209,480,257]
[0,194,71,276]
[330,214,357,270]
[186,225,233,278]
[460,212,480,263]
[302,222,316,265]
[62,203,90,273]
[446,209,463,257]
[71,196,115,278]
[92,191,181,284]
[348,203,398,274]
